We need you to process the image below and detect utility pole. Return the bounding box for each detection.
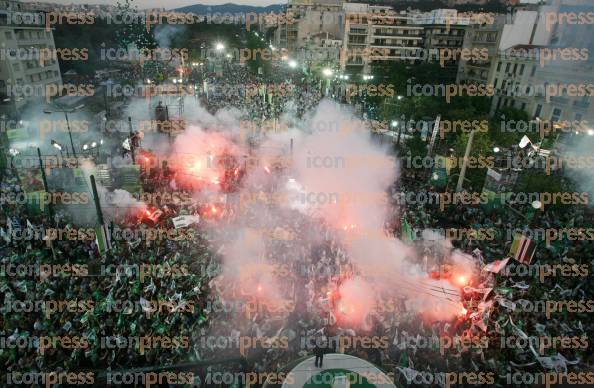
[128,117,136,164]
[37,148,54,222]
[64,111,77,162]
[456,129,476,192]
[90,174,111,252]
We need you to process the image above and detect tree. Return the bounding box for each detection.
[489,107,530,148]
[115,0,157,50]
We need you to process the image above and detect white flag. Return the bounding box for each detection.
[172,215,200,229]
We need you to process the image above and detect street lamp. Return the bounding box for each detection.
[44,103,85,161]
[322,68,333,77]
[493,146,500,153]
[215,42,225,51]
[51,140,62,151]
[288,60,297,69]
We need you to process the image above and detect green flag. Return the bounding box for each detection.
[95,226,109,255]
[401,218,414,243]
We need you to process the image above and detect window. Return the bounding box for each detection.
[534,104,542,118]
[551,108,562,122]
[505,63,510,73]
[497,62,501,72]
[575,113,583,121]
[494,78,499,88]
[519,64,525,75]
[521,102,526,110]
[512,63,518,74]
[4,31,12,39]
[530,65,536,76]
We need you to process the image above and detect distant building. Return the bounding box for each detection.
[341,3,423,74]
[0,0,62,117]
[487,0,594,127]
[276,0,345,52]
[456,15,507,84]
[413,9,469,80]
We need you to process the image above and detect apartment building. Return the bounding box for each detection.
[276,0,345,52]
[456,16,506,84]
[486,0,593,128]
[413,9,468,80]
[488,44,540,115]
[340,3,423,74]
[0,0,62,117]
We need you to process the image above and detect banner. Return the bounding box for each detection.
[510,234,536,264]
[172,215,200,229]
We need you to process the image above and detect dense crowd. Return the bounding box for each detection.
[1,58,592,388]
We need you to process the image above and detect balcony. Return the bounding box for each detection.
[550,96,570,106]
[466,61,490,68]
[573,100,590,109]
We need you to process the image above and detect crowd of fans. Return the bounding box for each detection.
[1,58,592,388]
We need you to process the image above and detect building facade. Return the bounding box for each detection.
[340,3,423,74]
[0,0,62,117]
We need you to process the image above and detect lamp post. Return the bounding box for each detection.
[51,139,66,158]
[44,103,85,162]
[456,129,476,192]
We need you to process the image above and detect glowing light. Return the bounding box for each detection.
[322,68,333,77]
[215,42,224,51]
[460,307,468,316]
[264,166,271,174]
[144,157,150,162]
[288,60,297,68]
[257,285,262,292]
[211,205,217,213]
[234,168,239,176]
[456,275,467,286]
[190,161,202,172]
[145,210,151,216]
